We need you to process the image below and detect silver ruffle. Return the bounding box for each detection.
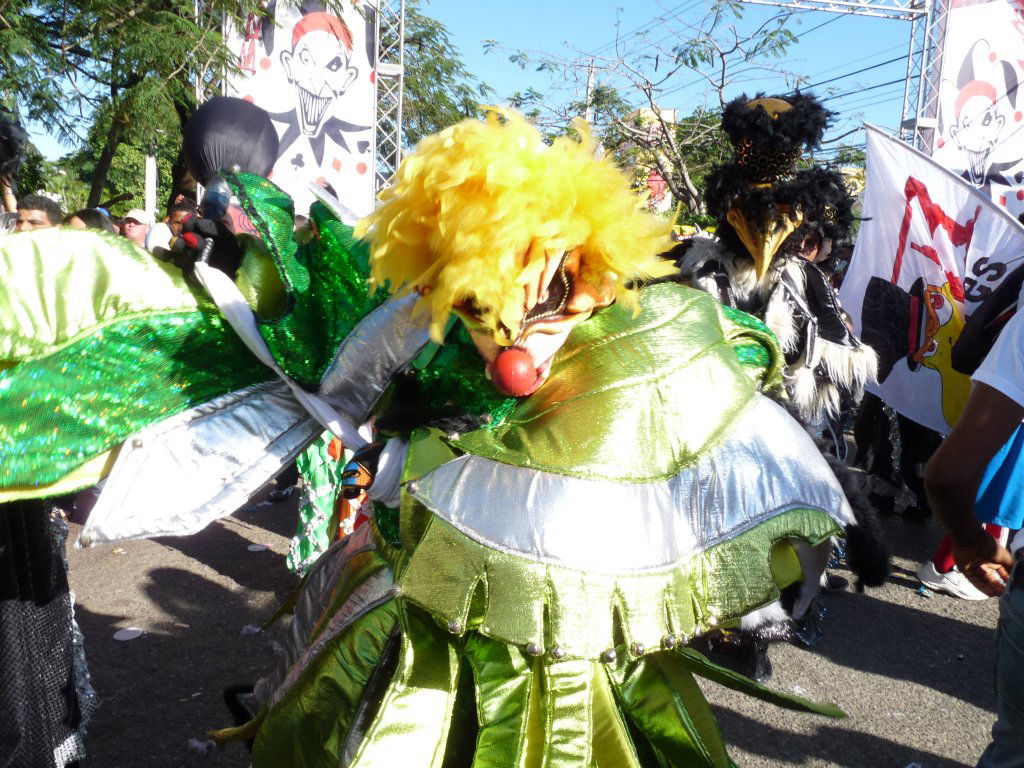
[409,395,853,574]
[319,295,430,424]
[78,381,321,546]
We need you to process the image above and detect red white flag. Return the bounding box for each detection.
[840,125,1024,434]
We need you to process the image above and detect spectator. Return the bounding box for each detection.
[119,208,151,246]
[15,194,62,231]
[925,298,1024,766]
[146,221,173,253]
[167,199,196,238]
[64,208,117,234]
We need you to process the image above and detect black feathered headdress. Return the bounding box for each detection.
[720,92,833,185]
[704,92,855,272]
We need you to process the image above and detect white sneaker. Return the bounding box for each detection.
[917,561,990,600]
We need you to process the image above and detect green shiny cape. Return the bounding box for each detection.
[452,282,783,483]
[0,178,376,499]
[242,285,846,767]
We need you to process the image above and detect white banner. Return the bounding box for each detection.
[840,125,1024,434]
[932,0,1024,214]
[226,1,377,217]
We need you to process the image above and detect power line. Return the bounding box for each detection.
[833,89,905,114]
[799,55,906,91]
[792,12,843,39]
[822,77,906,102]
[587,0,707,57]
[655,11,844,101]
[791,42,905,82]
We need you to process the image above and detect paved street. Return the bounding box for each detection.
[67,496,999,768]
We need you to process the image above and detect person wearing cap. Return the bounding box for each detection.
[118,208,151,246]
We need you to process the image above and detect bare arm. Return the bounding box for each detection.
[925,382,1022,595]
[1,176,16,214]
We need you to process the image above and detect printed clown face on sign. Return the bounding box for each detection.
[280,12,358,138]
[940,39,1019,188]
[949,87,1004,183]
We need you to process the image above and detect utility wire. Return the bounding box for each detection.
[793,42,905,82]
[832,87,905,113]
[799,55,906,91]
[656,12,844,101]
[588,0,706,57]
[822,77,906,102]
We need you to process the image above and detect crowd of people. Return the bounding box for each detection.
[0,92,1021,768]
[4,190,198,251]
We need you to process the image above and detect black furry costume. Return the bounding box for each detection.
[0,106,27,186]
[675,93,877,426]
[672,95,888,679]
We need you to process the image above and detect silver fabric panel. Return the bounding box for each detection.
[254,525,394,708]
[78,381,321,546]
[318,295,431,423]
[410,395,853,575]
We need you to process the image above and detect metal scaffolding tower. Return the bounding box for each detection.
[742,0,947,152]
[373,0,406,193]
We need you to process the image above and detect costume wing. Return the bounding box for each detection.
[0,191,429,545]
[0,228,272,503]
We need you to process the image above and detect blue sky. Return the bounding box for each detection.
[428,0,911,153]
[29,0,911,159]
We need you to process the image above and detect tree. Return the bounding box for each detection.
[403,0,494,147]
[2,1,490,210]
[485,1,804,215]
[0,0,320,206]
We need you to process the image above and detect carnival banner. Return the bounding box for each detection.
[840,125,1024,434]
[932,0,1024,214]
[226,1,377,217]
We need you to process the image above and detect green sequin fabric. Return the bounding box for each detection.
[411,324,516,425]
[0,310,269,488]
[226,172,386,389]
[721,304,783,390]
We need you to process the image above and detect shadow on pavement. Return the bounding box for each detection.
[715,707,968,768]
[76,562,291,768]
[806,588,996,712]
[153,499,300,595]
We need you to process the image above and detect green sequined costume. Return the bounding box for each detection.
[1,174,853,767]
[212,188,856,765]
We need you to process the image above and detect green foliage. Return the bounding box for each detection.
[2,1,486,206]
[403,0,494,146]
[14,142,47,197]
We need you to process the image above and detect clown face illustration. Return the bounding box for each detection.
[280,13,358,138]
[949,93,1004,186]
[939,39,1019,189]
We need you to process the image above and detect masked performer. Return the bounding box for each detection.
[675,94,877,440]
[0,111,96,768]
[1,108,884,766]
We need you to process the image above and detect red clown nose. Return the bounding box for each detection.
[491,347,538,397]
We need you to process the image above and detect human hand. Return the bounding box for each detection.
[952,531,1014,597]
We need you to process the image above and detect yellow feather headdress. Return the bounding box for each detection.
[355,109,676,343]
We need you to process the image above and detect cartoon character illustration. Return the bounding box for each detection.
[260,2,372,166]
[939,39,1020,192]
[861,276,971,429]
[912,280,972,426]
[281,12,358,137]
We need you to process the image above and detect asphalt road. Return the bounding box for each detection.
[67,494,999,768]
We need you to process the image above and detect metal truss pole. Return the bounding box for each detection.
[742,0,948,152]
[899,0,947,152]
[373,0,406,194]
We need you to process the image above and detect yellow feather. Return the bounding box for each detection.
[358,110,676,342]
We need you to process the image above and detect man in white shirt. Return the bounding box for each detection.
[926,299,1024,768]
